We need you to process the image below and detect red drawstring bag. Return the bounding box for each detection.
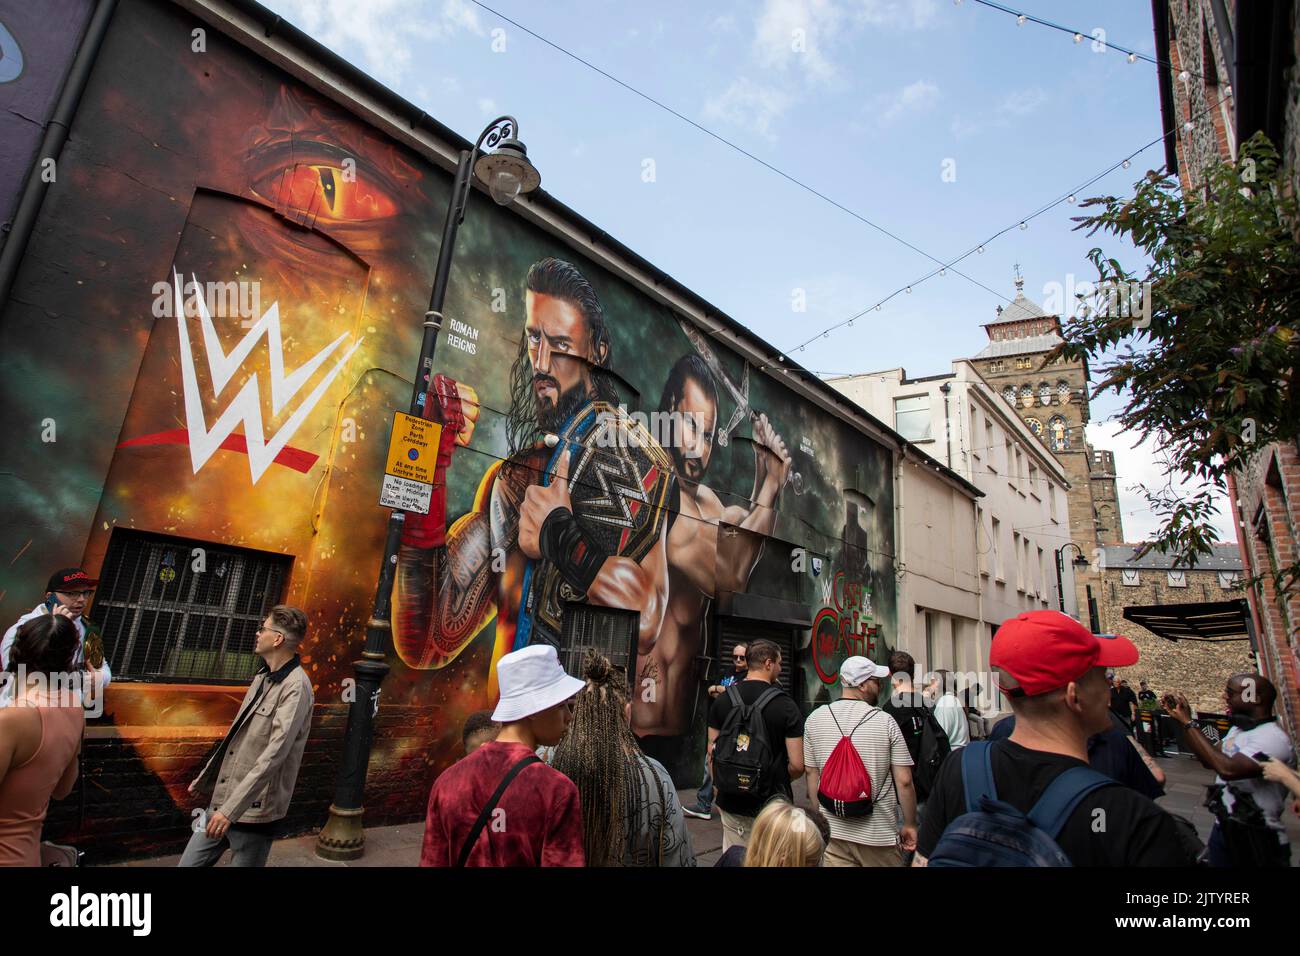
[817,706,881,817]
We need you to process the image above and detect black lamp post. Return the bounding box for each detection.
[1054,542,1097,629]
[316,117,540,861]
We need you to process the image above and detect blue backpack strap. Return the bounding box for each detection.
[960,740,997,812]
[1026,766,1114,838]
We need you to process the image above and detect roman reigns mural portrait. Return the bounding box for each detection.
[393,258,675,694]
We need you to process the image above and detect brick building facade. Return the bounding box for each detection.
[1153,0,1300,741]
[1099,544,1252,713]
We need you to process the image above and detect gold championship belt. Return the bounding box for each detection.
[521,401,675,648]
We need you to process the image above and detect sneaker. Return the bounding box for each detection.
[682,804,712,820]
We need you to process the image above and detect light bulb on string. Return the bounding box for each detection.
[905,286,912,294]
[1122,159,1131,169]
[1067,194,1076,204]
[1127,53,1137,63]
[939,268,946,276]
[1017,14,1026,25]
[977,245,984,254]
[1019,221,1027,230]
[1073,33,1083,43]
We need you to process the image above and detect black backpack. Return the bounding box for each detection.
[713,684,783,801]
[913,710,952,800]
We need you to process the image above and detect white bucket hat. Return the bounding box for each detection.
[491,645,586,722]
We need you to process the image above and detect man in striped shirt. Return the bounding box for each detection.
[803,657,918,867]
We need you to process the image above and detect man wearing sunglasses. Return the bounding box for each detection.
[1,568,110,703]
[180,605,314,866]
[683,644,748,820]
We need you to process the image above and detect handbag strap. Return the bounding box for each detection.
[455,754,542,867]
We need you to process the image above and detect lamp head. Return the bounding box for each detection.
[474,137,541,205]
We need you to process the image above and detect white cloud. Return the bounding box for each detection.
[270,0,483,84]
[753,0,844,84]
[477,97,497,116]
[853,0,938,30]
[998,87,1048,116]
[1087,419,1236,544]
[873,79,939,125]
[702,78,795,140]
[949,86,1047,140]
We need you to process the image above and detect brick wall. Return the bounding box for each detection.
[43,702,449,863]
[1099,570,1254,713]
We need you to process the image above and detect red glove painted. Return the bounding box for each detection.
[400,374,465,548]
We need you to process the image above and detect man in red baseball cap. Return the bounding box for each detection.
[913,611,1196,866]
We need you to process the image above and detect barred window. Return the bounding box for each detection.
[90,530,291,683]
[559,605,639,691]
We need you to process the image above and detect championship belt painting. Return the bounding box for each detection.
[518,401,674,650]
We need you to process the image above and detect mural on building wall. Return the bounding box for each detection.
[0,0,895,821]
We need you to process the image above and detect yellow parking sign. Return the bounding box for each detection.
[384,412,441,484]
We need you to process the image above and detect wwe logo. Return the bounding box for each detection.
[171,270,363,483]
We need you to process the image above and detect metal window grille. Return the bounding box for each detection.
[89,530,291,683]
[559,605,639,692]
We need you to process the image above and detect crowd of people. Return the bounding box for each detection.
[2,563,1298,869]
[422,610,1299,868]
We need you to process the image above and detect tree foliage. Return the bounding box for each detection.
[1055,134,1300,586]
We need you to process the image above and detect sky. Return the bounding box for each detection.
[260,0,1237,544]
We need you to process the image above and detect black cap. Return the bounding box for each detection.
[47,568,98,592]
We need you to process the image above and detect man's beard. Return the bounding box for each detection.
[535,378,592,434]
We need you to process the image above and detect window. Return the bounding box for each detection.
[1005,439,1014,480]
[90,529,291,683]
[1028,461,1040,497]
[1121,569,1140,586]
[971,407,981,460]
[560,605,639,686]
[894,395,932,441]
[1008,530,1019,590]
[1167,570,1188,588]
[991,517,1002,579]
[925,611,937,675]
[1015,447,1026,493]
[1217,571,1240,589]
[1048,482,1057,519]
[1037,546,1046,596]
[984,417,995,470]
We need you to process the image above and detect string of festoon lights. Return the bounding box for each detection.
[960,0,1210,83]
[765,81,1233,372]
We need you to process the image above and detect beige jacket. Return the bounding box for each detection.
[194,657,314,824]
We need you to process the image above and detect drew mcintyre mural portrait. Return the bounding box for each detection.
[0,1,895,820]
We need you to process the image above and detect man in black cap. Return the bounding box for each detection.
[1,568,110,698]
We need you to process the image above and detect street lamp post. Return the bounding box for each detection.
[1054,542,1098,630]
[316,117,540,861]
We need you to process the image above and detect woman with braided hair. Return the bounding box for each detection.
[551,650,695,867]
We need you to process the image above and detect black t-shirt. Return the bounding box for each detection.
[882,692,932,765]
[916,740,1196,867]
[707,679,804,817]
[1110,686,1138,719]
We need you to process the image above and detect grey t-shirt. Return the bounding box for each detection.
[624,753,696,867]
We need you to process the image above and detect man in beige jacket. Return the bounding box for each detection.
[179,605,314,867]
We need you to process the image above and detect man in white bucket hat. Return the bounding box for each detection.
[421,644,586,866]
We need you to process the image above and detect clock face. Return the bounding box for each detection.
[1026,417,1043,436]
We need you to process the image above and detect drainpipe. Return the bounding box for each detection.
[0,0,118,310]
[939,381,952,469]
[893,446,907,658]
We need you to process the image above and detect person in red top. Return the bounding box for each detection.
[422,644,586,867]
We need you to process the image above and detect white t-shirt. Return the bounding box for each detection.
[934,693,970,748]
[1218,719,1295,838]
[803,699,912,847]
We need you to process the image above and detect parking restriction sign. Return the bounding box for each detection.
[379,412,442,514]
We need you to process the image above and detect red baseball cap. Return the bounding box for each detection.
[990,610,1138,697]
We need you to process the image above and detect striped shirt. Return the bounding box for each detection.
[803,699,913,847]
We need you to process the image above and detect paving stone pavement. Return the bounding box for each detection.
[105,755,1298,867]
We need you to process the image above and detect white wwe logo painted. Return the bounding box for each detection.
[172,270,363,483]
